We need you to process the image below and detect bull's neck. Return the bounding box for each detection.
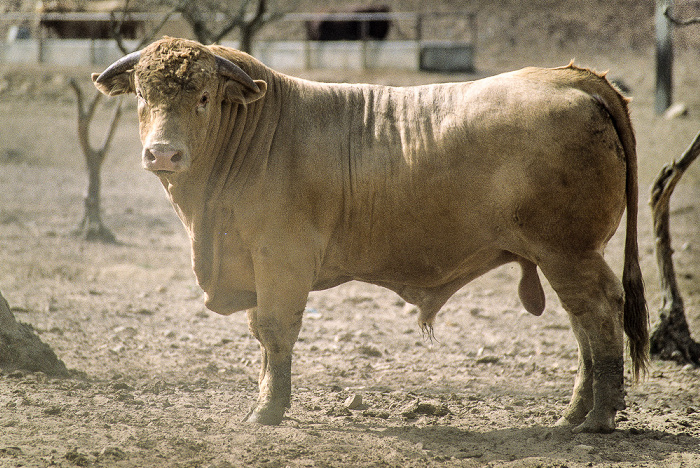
[161,70,283,233]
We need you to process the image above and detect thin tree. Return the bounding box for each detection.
[649,133,700,366]
[70,81,122,242]
[70,0,175,242]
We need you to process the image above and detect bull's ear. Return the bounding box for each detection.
[91,50,141,96]
[224,79,267,105]
[92,71,134,96]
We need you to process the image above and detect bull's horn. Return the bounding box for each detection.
[215,55,260,93]
[95,50,142,84]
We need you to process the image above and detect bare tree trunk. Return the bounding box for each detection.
[110,0,181,54]
[70,79,122,243]
[238,0,268,53]
[0,291,68,377]
[649,131,700,365]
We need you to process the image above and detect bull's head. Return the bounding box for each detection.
[92,37,266,175]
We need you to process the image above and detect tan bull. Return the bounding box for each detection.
[93,37,648,432]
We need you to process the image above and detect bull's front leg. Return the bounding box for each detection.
[244,306,303,425]
[243,248,314,425]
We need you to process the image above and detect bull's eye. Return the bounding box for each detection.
[198,92,209,109]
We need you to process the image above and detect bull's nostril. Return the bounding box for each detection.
[144,147,184,172]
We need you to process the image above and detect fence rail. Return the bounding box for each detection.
[0,11,477,71]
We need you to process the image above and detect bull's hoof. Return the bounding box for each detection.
[555,408,587,428]
[571,415,616,434]
[555,416,576,428]
[244,407,285,426]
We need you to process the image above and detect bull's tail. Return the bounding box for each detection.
[618,107,649,381]
[557,63,649,380]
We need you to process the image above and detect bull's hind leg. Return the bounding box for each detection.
[557,314,593,425]
[539,252,626,433]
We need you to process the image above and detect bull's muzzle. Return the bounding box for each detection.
[142,144,188,173]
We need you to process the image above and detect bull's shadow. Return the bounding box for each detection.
[320,422,699,465]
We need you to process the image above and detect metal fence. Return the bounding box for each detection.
[0,11,477,72]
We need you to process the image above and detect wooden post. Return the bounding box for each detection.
[37,22,45,64]
[360,18,368,70]
[304,39,311,70]
[655,0,674,115]
[416,13,423,43]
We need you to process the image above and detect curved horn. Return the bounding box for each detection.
[215,55,260,93]
[95,50,142,85]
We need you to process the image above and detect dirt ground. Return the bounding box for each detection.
[1,27,700,468]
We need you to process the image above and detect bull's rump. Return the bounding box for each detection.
[318,71,627,289]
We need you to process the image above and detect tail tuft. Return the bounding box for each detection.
[623,255,649,381]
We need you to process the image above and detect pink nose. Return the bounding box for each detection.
[143,147,184,172]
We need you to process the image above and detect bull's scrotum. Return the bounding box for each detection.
[93,37,648,432]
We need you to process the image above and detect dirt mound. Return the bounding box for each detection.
[0,292,69,377]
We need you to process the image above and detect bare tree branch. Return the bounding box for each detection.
[233,0,276,52]
[649,131,700,366]
[175,0,285,48]
[69,79,121,163]
[663,4,700,27]
[211,16,244,45]
[110,0,133,54]
[85,89,101,121]
[69,79,95,160]
[100,100,124,159]
[111,0,184,54]
[211,0,262,45]
[177,1,215,44]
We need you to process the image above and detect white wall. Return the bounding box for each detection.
[0,11,477,71]
[0,39,449,72]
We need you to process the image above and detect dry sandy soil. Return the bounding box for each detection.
[1,19,700,468]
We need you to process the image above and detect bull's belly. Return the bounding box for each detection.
[363,248,516,295]
[315,235,511,292]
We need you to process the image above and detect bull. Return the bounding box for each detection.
[93,37,648,432]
